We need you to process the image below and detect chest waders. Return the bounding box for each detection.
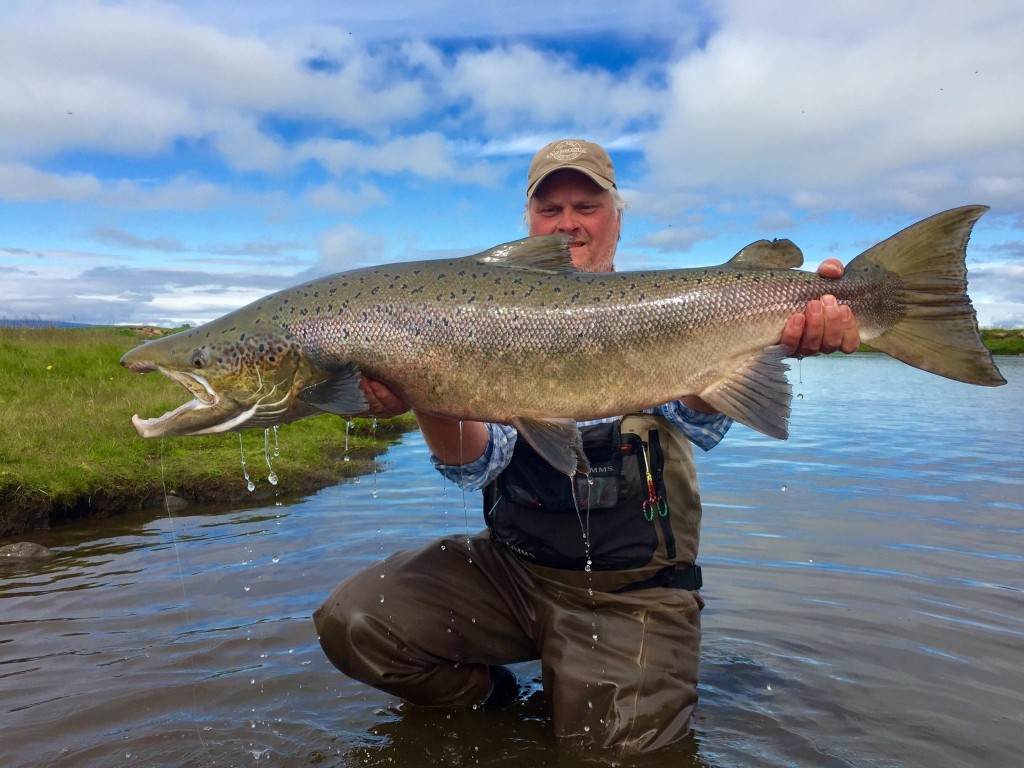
[484,412,703,593]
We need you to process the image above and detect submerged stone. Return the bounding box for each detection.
[0,541,54,559]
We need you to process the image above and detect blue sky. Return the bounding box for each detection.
[2,0,1022,327]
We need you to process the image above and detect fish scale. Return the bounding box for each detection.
[122,205,1004,475]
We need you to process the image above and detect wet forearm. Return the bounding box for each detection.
[414,411,490,466]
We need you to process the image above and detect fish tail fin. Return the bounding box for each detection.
[850,205,1005,386]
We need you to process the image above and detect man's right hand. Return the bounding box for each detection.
[357,376,411,419]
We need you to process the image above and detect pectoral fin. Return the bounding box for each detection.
[298,363,369,415]
[511,416,589,476]
[699,345,792,439]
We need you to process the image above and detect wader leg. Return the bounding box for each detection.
[314,532,539,708]
[538,584,703,754]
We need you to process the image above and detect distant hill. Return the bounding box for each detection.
[0,319,98,329]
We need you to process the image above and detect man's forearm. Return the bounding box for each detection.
[414,411,490,466]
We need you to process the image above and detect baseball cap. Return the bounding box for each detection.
[526,139,616,199]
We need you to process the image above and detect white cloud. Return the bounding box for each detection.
[647,0,1024,215]
[0,1,429,165]
[447,45,663,134]
[0,163,101,202]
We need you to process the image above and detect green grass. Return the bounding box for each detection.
[980,328,1024,355]
[0,326,416,537]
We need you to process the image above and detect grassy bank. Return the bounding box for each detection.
[979,328,1024,355]
[0,326,415,538]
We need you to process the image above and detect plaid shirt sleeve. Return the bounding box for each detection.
[655,401,733,452]
[430,422,518,491]
[429,402,731,490]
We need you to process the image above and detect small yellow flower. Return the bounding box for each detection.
[47,365,53,370]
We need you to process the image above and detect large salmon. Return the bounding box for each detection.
[121,205,1005,474]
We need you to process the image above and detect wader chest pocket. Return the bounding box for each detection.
[501,421,624,512]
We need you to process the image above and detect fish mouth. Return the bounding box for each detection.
[130,366,226,438]
[128,363,297,438]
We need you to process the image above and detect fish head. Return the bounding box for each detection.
[120,321,321,438]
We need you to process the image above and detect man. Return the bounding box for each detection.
[314,139,860,753]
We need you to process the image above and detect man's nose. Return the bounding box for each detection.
[555,209,579,232]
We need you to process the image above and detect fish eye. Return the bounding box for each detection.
[190,349,209,369]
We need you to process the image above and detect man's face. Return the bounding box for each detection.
[527,170,620,272]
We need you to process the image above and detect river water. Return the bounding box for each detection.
[2,356,1022,768]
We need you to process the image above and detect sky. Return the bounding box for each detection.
[1,0,1022,328]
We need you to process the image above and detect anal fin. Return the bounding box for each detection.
[699,345,792,439]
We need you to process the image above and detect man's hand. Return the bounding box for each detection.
[357,377,411,419]
[779,258,861,357]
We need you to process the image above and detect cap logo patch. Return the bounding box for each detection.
[548,140,586,162]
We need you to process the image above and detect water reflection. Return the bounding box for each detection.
[1,356,1022,767]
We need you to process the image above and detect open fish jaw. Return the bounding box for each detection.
[130,368,223,437]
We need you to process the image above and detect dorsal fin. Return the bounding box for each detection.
[725,238,804,269]
[471,234,578,274]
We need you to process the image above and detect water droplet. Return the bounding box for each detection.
[239,434,255,491]
[271,556,280,564]
[244,585,251,592]
[591,633,599,642]
[379,594,385,603]
[440,544,446,551]
[781,484,788,492]
[796,393,804,400]
[583,725,590,733]
[263,428,279,483]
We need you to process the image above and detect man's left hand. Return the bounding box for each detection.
[779,258,861,356]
